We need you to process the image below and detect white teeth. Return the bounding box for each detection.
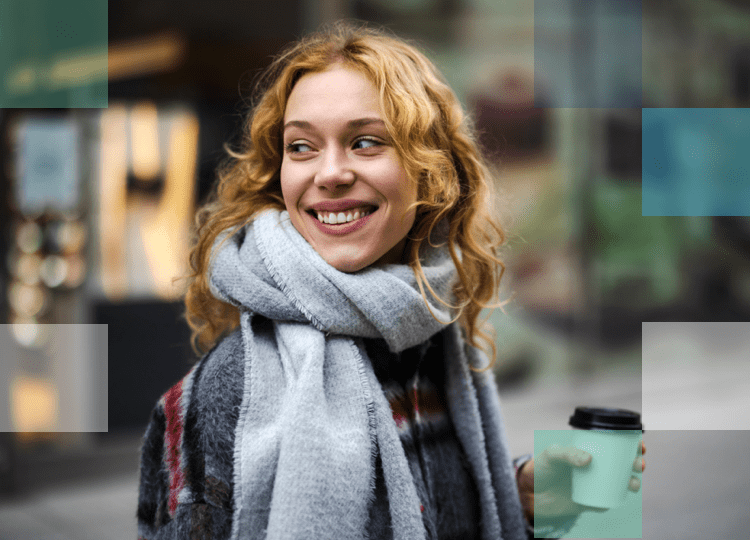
[315,208,373,225]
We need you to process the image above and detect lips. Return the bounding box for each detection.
[307,204,377,219]
[306,199,379,213]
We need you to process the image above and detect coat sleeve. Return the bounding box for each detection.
[135,350,236,540]
[512,454,536,540]
[136,395,174,539]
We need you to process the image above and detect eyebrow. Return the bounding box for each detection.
[283,117,385,133]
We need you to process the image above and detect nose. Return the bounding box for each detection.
[314,146,355,189]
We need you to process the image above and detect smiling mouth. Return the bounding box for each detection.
[307,206,378,225]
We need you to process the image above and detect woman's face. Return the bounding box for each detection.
[280,65,418,273]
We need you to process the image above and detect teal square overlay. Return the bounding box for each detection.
[533,430,643,538]
[643,108,750,216]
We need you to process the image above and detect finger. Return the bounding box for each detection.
[628,476,641,492]
[572,449,592,467]
[633,457,645,473]
[558,445,591,466]
[578,504,609,514]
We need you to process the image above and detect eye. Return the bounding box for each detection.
[353,136,382,150]
[285,141,313,154]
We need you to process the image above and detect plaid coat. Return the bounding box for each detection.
[137,325,563,539]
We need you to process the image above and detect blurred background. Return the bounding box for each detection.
[1,0,750,538]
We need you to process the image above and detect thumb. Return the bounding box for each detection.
[544,444,592,467]
[534,444,584,491]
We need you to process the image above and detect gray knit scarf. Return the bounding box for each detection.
[208,208,527,540]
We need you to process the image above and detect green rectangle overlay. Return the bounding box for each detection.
[0,0,107,108]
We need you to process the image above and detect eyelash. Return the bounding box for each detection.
[284,136,382,154]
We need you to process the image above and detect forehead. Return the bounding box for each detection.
[284,66,381,121]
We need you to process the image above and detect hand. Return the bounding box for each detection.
[517,440,646,523]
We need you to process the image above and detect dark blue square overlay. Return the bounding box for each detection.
[534,0,642,109]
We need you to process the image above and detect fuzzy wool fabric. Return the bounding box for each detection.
[137,207,531,540]
[136,326,544,539]
[137,327,548,539]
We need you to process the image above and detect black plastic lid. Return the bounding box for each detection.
[569,407,643,431]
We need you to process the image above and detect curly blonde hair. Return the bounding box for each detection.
[183,20,507,371]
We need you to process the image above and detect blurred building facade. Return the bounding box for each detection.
[1,0,749,510]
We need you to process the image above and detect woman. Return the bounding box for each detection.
[136,21,645,540]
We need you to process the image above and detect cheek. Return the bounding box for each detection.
[384,170,417,212]
[279,166,301,206]
[379,162,413,197]
[279,167,288,197]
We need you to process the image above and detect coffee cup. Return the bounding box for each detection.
[569,407,643,509]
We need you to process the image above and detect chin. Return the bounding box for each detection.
[319,250,379,273]
[329,259,370,273]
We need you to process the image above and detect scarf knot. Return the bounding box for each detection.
[208,208,527,540]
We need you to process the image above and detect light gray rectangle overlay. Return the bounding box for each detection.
[0,324,107,432]
[642,322,750,430]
